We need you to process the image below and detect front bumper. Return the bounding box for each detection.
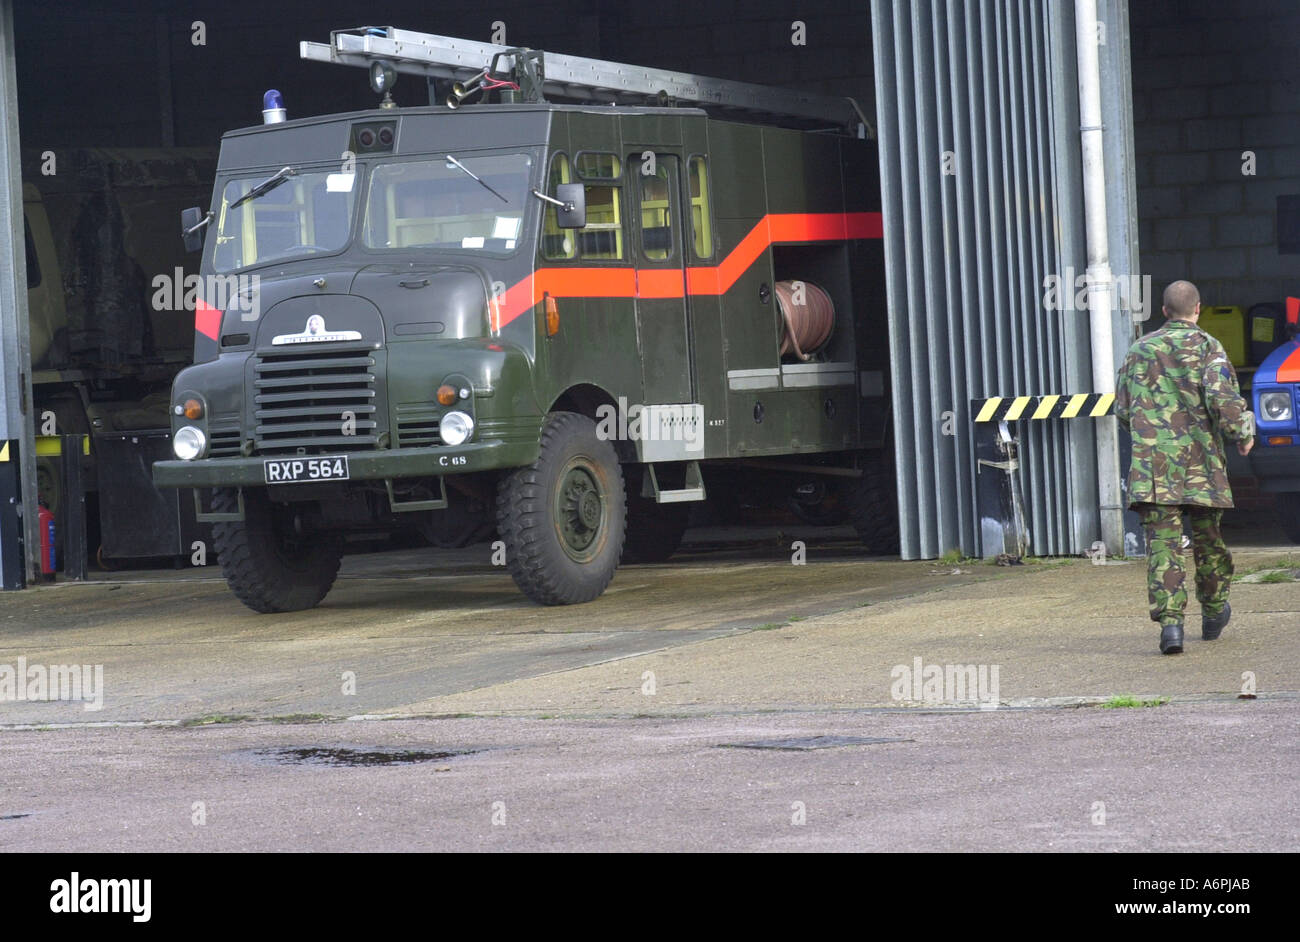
[1249,442,1300,491]
[152,439,538,489]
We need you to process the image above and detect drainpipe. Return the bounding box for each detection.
[1075,0,1125,556]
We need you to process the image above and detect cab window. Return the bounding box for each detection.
[688,156,713,259]
[637,155,676,262]
[541,152,575,260]
[575,152,621,180]
[212,169,356,272]
[363,153,532,254]
[579,183,623,260]
[544,150,624,261]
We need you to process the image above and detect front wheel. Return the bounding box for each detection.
[1279,492,1300,544]
[496,412,626,604]
[211,488,342,613]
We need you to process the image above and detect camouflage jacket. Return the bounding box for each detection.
[1115,319,1253,508]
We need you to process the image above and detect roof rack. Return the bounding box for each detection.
[300,26,871,137]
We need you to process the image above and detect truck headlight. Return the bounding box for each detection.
[173,426,207,460]
[1260,391,1292,423]
[439,411,475,446]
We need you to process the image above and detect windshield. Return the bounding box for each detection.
[363,154,533,254]
[211,168,357,273]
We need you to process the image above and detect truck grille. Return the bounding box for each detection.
[396,412,443,448]
[208,426,242,458]
[252,345,378,454]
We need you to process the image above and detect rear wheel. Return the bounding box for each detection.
[496,412,626,604]
[622,466,690,563]
[788,478,848,527]
[211,488,342,613]
[848,453,900,554]
[1279,492,1300,544]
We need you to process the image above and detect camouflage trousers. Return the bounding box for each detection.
[1136,503,1232,626]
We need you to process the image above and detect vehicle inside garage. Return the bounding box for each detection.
[1,0,1297,586]
[0,0,1297,868]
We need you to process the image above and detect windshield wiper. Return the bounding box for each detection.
[230,166,296,210]
[445,155,508,203]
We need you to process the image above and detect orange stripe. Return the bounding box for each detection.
[1278,345,1300,383]
[496,211,882,328]
[636,268,685,298]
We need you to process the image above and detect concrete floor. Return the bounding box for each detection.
[1,515,1297,851]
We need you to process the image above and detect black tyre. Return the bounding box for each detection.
[622,466,690,563]
[848,453,900,554]
[211,488,342,613]
[496,412,626,604]
[417,493,497,548]
[788,478,848,527]
[1279,492,1300,544]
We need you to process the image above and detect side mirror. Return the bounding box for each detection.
[555,183,586,229]
[181,206,206,253]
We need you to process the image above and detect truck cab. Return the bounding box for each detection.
[1250,297,1300,541]
[23,183,66,371]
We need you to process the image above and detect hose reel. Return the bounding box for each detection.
[774,280,834,361]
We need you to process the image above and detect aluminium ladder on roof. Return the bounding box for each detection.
[299,26,870,136]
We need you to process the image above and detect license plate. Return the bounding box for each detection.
[263,455,350,484]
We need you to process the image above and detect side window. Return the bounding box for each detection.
[578,184,622,260]
[637,155,675,262]
[688,156,713,259]
[23,217,40,288]
[575,152,624,261]
[541,152,575,260]
[576,152,621,180]
[544,151,625,262]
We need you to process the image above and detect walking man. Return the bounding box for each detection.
[1115,280,1255,654]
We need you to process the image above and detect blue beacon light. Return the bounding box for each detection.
[262,89,287,124]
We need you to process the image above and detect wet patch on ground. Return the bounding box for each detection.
[717,734,914,751]
[252,746,480,766]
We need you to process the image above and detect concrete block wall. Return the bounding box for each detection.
[1130,0,1300,314]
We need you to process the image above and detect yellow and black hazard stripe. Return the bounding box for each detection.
[0,438,91,461]
[972,393,1116,423]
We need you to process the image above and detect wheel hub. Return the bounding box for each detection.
[579,491,602,528]
[557,463,604,557]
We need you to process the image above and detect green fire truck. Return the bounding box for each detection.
[152,27,894,612]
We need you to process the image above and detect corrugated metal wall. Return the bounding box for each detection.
[870,0,1138,559]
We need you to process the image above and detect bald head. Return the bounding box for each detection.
[1163,280,1200,322]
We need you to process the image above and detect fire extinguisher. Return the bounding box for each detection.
[38,502,55,578]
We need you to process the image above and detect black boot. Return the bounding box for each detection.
[1202,602,1231,641]
[1160,622,1184,655]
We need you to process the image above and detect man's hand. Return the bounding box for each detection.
[1238,437,1255,456]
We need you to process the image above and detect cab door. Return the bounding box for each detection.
[631,152,693,404]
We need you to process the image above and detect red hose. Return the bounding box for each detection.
[775,280,834,360]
